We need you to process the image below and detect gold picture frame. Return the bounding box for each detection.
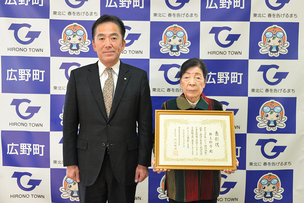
[155,110,236,170]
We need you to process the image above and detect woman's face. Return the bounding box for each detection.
[180,66,206,103]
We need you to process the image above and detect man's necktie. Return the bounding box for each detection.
[103,67,114,117]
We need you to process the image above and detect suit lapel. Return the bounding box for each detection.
[86,62,108,120]
[109,62,130,119]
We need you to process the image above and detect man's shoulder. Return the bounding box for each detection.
[71,62,97,73]
[121,62,146,75]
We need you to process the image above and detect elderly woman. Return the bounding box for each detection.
[152,58,237,203]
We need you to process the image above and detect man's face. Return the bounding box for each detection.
[92,22,126,67]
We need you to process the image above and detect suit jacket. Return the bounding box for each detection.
[63,61,153,186]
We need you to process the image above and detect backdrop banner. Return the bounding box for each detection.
[1,0,303,203]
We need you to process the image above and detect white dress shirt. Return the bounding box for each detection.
[98,60,120,95]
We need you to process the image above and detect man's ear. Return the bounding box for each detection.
[121,39,126,51]
[92,40,97,52]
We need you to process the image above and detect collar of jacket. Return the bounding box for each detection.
[176,93,210,110]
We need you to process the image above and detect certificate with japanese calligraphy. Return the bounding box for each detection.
[155,110,236,170]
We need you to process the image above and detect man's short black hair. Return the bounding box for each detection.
[91,14,126,41]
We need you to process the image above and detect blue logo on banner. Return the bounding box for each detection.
[220,174,237,195]
[50,95,65,131]
[209,27,241,48]
[256,139,287,159]
[265,0,290,10]
[203,60,248,96]
[101,0,149,21]
[1,0,49,18]
[159,24,191,56]
[201,0,250,21]
[220,101,239,115]
[51,20,95,57]
[8,23,41,45]
[165,0,190,10]
[59,62,81,80]
[125,26,141,47]
[12,172,42,191]
[258,25,289,57]
[2,56,50,94]
[258,65,288,85]
[159,64,180,85]
[11,99,41,120]
[2,131,50,168]
[58,23,90,55]
[247,97,296,133]
[151,22,199,58]
[256,100,287,131]
[235,134,246,170]
[51,169,81,202]
[148,170,169,202]
[246,170,292,202]
[65,0,88,8]
[59,176,80,201]
[250,22,298,59]
[254,173,284,201]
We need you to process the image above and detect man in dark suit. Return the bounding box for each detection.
[63,14,153,203]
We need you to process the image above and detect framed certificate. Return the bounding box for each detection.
[154,110,236,170]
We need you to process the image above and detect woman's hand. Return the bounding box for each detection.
[152,157,170,174]
[222,159,239,174]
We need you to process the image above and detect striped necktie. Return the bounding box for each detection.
[103,67,114,117]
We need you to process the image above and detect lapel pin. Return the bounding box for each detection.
[124,77,127,80]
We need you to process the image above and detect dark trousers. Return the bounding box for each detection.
[169,198,217,203]
[78,153,137,203]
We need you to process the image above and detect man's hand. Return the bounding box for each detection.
[135,164,149,183]
[67,165,80,182]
